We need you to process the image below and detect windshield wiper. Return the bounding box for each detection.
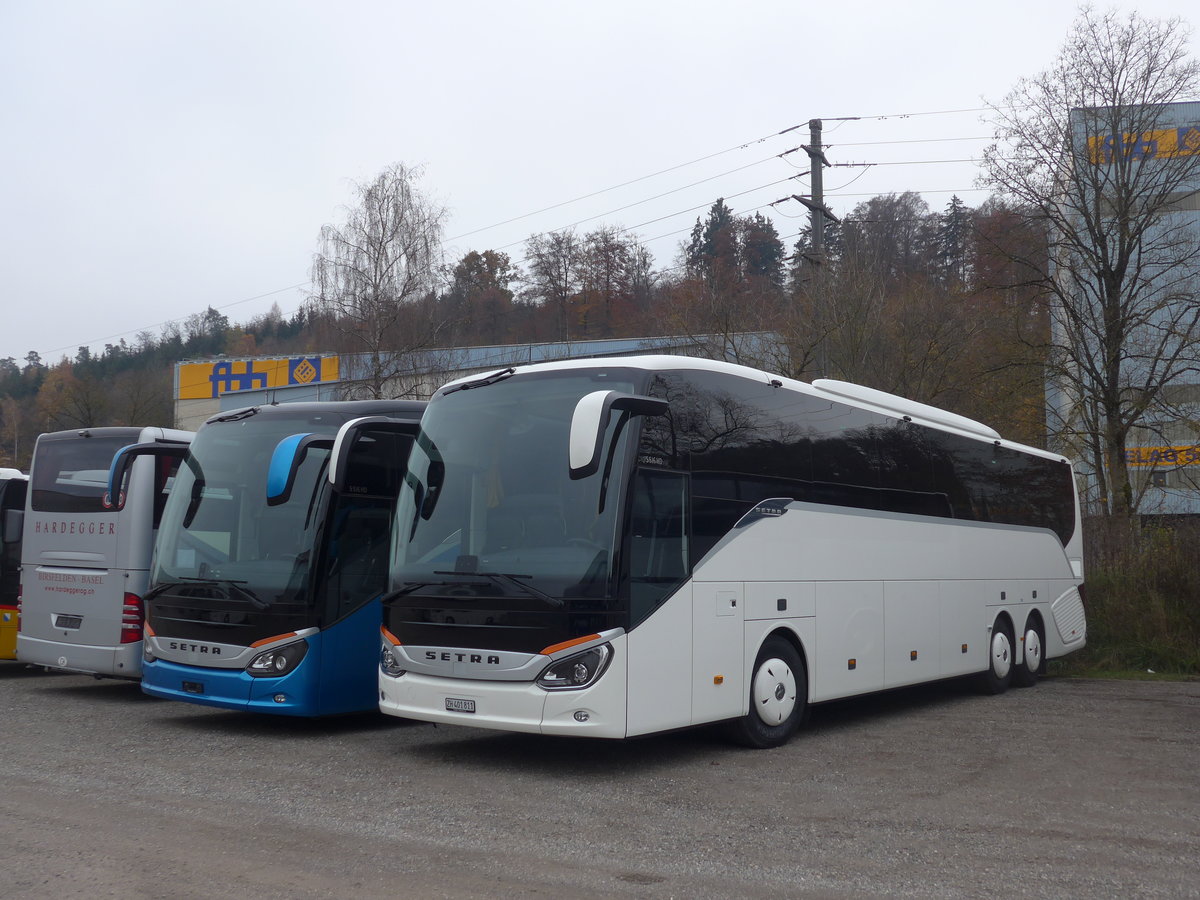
[382,580,458,604]
[212,406,260,423]
[442,367,515,395]
[174,576,269,610]
[434,569,565,609]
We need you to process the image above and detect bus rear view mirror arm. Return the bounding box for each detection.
[266,433,333,506]
[569,391,668,480]
[106,442,191,511]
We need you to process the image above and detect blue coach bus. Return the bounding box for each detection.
[108,400,423,716]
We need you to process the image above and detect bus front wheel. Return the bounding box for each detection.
[728,637,807,749]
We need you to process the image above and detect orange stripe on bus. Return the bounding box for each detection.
[250,631,297,648]
[144,622,156,637]
[540,634,601,656]
[381,626,402,646]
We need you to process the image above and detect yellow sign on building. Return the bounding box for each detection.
[177,356,339,400]
[1087,125,1200,163]
[1124,445,1200,467]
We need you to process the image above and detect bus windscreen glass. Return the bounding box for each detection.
[31,436,130,513]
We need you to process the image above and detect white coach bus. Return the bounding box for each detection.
[16,426,192,678]
[356,356,1086,748]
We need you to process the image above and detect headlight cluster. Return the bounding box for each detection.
[247,641,308,678]
[380,644,406,678]
[536,644,612,691]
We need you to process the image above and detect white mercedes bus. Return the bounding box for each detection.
[16,426,192,678]
[356,356,1086,748]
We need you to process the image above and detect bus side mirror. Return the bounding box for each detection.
[2,508,22,544]
[267,433,333,506]
[569,391,668,480]
[327,416,422,494]
[107,442,190,511]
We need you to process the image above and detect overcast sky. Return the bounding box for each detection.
[2,0,1199,365]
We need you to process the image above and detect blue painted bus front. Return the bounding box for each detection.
[141,596,383,716]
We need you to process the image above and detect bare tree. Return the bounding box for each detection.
[523,229,580,341]
[980,7,1200,517]
[308,163,448,399]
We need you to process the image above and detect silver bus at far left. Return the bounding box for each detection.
[16,426,193,678]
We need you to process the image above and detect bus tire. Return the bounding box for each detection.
[978,619,1014,695]
[727,637,806,749]
[1013,619,1043,688]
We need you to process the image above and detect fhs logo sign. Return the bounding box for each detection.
[177,356,339,400]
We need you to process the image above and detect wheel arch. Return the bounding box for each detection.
[991,609,1016,642]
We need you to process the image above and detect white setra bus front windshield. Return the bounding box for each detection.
[393,370,639,601]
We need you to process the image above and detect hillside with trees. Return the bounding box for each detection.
[0,184,1052,471]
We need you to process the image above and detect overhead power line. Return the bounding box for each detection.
[44,106,1014,358]
[446,123,807,242]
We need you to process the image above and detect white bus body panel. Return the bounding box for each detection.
[693,501,1081,707]
[626,587,692,735]
[382,501,1082,736]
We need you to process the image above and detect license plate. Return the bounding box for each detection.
[182,681,205,694]
[55,615,83,629]
[445,697,476,714]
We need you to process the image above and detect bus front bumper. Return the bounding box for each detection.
[379,665,628,738]
[142,657,321,716]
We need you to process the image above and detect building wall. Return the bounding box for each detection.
[1055,102,1200,515]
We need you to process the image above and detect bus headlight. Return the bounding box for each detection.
[380,644,406,678]
[247,641,308,678]
[536,643,613,691]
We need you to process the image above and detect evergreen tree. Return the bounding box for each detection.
[934,195,973,288]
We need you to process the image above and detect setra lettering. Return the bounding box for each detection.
[167,641,222,656]
[424,650,501,665]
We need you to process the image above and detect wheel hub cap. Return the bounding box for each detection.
[753,658,797,725]
[991,631,1012,679]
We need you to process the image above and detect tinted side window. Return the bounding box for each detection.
[641,370,1076,548]
[153,454,183,527]
[627,470,688,626]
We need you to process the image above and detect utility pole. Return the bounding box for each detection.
[801,119,838,378]
[802,119,836,264]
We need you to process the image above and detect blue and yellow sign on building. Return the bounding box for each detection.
[1087,125,1200,163]
[177,356,340,400]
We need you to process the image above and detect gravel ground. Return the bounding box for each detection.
[2,663,1197,899]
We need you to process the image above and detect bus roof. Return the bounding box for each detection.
[433,354,1068,464]
[206,399,426,426]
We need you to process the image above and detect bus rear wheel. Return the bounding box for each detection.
[727,637,806,749]
[978,620,1014,695]
[1013,620,1044,688]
